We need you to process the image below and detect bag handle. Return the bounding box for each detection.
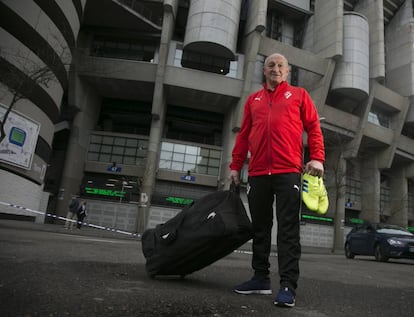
[229,181,240,195]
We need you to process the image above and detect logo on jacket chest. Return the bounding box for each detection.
[254,91,292,101]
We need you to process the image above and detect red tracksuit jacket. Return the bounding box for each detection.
[230,81,325,176]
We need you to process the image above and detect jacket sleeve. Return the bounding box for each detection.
[229,96,252,171]
[301,90,325,163]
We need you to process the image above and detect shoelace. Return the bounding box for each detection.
[318,178,328,197]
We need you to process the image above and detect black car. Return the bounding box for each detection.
[344,222,414,262]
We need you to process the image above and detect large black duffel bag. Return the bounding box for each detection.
[141,185,253,278]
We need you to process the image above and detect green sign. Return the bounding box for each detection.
[301,214,333,222]
[349,218,364,224]
[166,196,193,205]
[85,187,125,198]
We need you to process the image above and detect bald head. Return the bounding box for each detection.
[264,53,289,67]
[263,53,290,89]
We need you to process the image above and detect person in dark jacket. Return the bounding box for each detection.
[229,53,325,307]
[65,195,80,230]
[76,201,87,229]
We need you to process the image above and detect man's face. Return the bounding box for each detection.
[263,55,289,88]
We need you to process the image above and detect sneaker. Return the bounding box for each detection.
[317,177,329,214]
[233,278,272,295]
[274,287,295,307]
[302,173,319,212]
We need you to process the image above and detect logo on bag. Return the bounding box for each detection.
[207,212,216,219]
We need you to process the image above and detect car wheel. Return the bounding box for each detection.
[344,243,355,259]
[374,244,389,262]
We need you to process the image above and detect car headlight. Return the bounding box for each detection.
[387,238,405,246]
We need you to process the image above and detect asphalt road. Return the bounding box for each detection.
[0,219,413,317]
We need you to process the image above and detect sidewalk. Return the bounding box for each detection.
[0,218,139,240]
[0,218,341,255]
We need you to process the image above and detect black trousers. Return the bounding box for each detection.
[247,173,301,291]
[77,213,86,229]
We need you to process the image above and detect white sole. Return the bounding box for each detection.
[234,289,272,295]
[274,301,295,307]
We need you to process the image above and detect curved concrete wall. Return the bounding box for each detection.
[331,12,369,101]
[183,0,241,59]
[0,0,84,221]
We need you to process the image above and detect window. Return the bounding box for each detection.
[380,185,390,213]
[159,141,222,176]
[165,105,224,146]
[345,177,361,208]
[91,37,156,62]
[266,12,283,41]
[226,59,239,78]
[87,133,148,166]
[368,110,390,128]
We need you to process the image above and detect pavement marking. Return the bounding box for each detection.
[73,237,135,244]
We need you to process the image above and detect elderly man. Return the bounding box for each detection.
[229,53,325,307]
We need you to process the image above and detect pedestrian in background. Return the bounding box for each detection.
[76,200,87,229]
[65,195,80,230]
[229,53,325,307]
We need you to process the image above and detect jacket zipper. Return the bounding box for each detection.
[266,90,272,175]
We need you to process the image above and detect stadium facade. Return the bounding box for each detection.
[1,0,414,249]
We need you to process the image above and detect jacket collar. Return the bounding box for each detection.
[263,81,288,92]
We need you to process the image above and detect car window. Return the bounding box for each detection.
[350,227,359,233]
[355,227,368,233]
[377,228,413,235]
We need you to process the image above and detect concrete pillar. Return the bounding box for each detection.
[231,32,262,130]
[313,0,343,59]
[326,150,346,252]
[137,0,178,233]
[360,157,380,222]
[231,0,266,131]
[389,168,408,227]
[55,82,101,217]
[220,0,266,189]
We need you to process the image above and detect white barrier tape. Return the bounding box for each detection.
[0,201,140,238]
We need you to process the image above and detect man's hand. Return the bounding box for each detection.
[304,160,324,177]
[229,170,240,185]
